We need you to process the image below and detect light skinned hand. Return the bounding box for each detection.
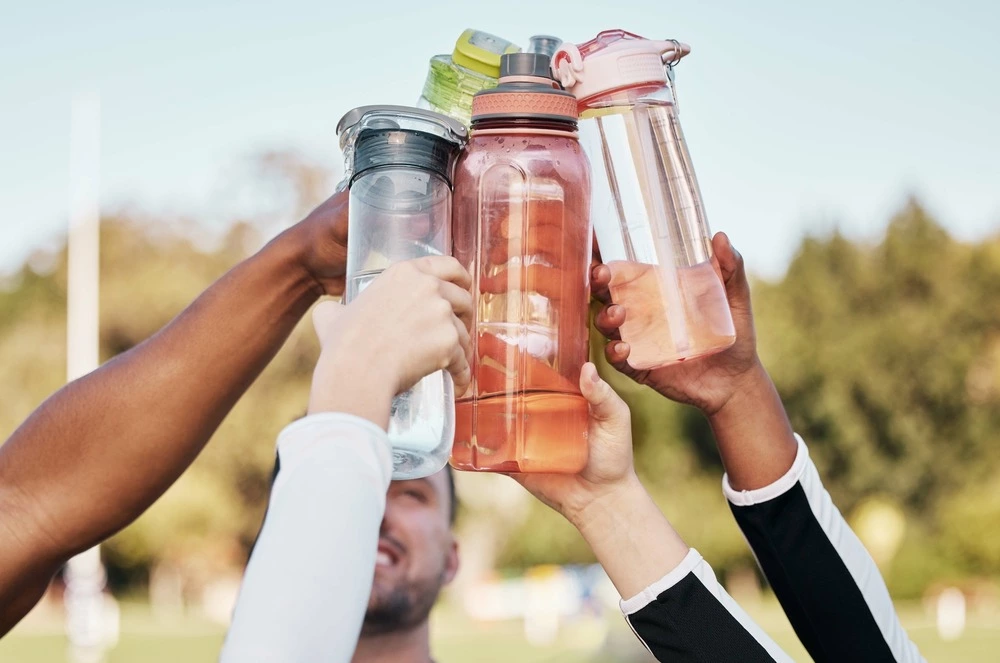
[308,257,473,424]
[507,362,640,524]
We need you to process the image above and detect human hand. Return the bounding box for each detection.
[592,232,762,417]
[278,188,351,297]
[308,257,473,423]
[508,362,640,525]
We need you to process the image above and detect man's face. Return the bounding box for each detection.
[362,469,458,635]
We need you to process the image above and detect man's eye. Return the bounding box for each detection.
[404,489,428,503]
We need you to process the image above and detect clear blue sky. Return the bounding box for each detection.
[1,0,997,277]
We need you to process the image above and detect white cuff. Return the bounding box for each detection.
[275,412,392,494]
[619,548,703,615]
[722,434,810,506]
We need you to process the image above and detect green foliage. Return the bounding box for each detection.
[1,196,997,595]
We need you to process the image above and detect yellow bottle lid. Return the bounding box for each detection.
[451,29,521,78]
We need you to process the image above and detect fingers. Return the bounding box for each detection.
[594,303,625,341]
[311,300,344,349]
[604,340,635,374]
[474,331,577,393]
[591,263,612,305]
[486,225,565,265]
[479,264,575,302]
[414,255,473,291]
[438,280,474,330]
[711,232,751,308]
[578,362,629,425]
[445,319,473,395]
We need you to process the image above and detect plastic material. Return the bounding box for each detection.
[527,35,563,59]
[417,29,521,127]
[451,55,593,474]
[555,31,734,369]
[337,105,467,479]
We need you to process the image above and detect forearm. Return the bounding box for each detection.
[707,360,798,491]
[569,476,689,600]
[222,414,391,661]
[0,230,319,594]
[569,478,792,662]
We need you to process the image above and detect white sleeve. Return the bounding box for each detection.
[220,413,392,663]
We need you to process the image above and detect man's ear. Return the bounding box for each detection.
[443,538,459,585]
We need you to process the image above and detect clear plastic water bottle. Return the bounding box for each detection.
[416,29,520,127]
[336,105,468,479]
[553,30,736,369]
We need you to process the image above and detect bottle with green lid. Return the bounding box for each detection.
[416,28,521,127]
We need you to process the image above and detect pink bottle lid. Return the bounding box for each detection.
[552,29,690,104]
[471,53,578,123]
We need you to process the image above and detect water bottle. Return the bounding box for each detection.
[336,105,468,479]
[451,53,592,474]
[416,28,520,127]
[553,30,736,369]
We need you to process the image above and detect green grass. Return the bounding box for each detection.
[1,600,997,662]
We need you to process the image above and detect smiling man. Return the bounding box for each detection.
[353,469,459,663]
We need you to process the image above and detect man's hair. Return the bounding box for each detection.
[444,464,459,525]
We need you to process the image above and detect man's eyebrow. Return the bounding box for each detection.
[396,478,435,492]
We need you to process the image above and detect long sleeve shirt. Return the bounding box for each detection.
[622,434,925,663]
[220,413,392,663]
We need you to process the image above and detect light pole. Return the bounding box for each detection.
[65,92,113,663]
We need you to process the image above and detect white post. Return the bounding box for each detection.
[65,93,110,663]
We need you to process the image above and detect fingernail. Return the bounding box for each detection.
[609,304,622,317]
[590,367,602,383]
[614,342,626,354]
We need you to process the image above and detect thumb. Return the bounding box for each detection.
[712,232,751,308]
[312,300,345,349]
[579,363,629,428]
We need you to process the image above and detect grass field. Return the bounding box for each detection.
[1,599,997,662]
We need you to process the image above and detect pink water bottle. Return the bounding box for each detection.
[451,53,592,474]
[554,30,735,369]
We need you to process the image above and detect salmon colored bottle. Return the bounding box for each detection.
[451,52,592,474]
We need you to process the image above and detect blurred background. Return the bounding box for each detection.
[1,1,999,661]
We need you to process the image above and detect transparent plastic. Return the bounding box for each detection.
[580,81,735,369]
[345,167,455,479]
[338,106,465,479]
[452,125,592,473]
[417,55,499,127]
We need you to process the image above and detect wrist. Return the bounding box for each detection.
[260,227,326,303]
[308,345,396,429]
[706,357,771,424]
[565,472,646,536]
[568,474,691,600]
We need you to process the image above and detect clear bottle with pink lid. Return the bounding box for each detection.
[553,30,735,369]
[451,52,592,474]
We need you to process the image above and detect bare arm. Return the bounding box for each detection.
[592,232,797,490]
[592,233,923,662]
[0,191,348,634]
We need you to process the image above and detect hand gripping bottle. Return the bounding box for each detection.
[553,30,735,369]
[336,105,468,479]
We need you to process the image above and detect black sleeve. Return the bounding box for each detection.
[725,435,925,663]
[622,549,793,662]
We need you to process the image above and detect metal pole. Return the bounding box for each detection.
[65,92,109,663]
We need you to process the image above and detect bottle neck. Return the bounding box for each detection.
[470,117,578,135]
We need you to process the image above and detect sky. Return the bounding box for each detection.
[1,0,998,278]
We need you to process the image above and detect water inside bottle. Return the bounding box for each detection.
[346,269,454,476]
[607,260,735,369]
